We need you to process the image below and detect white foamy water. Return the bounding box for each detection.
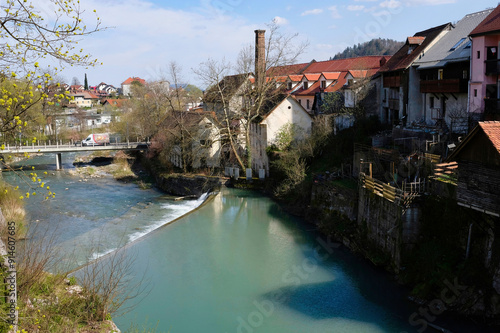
[55,192,211,268]
[126,192,209,244]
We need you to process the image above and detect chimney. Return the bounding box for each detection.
[255,29,266,87]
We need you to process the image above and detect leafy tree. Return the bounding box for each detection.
[0,1,103,330]
[0,0,103,140]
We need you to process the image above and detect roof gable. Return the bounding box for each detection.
[260,95,311,122]
[470,5,500,36]
[447,121,500,166]
[122,77,146,85]
[380,23,451,72]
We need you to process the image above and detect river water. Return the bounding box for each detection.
[4,153,494,333]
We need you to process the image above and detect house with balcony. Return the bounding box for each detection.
[378,24,451,126]
[413,9,493,134]
[469,5,500,121]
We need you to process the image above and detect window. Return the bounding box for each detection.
[306,99,310,109]
[287,82,292,90]
[321,81,326,89]
[450,38,465,51]
[477,51,481,59]
[298,99,302,105]
[303,82,308,90]
[474,89,477,97]
[464,40,472,49]
[463,70,468,80]
[438,69,444,80]
[430,96,434,108]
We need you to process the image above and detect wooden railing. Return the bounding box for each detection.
[383,76,401,88]
[360,172,423,215]
[420,79,468,93]
[360,172,404,204]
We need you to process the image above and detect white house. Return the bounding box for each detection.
[250,95,313,175]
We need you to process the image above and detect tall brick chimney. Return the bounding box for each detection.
[255,29,266,87]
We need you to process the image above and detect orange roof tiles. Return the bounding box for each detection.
[304,73,321,81]
[407,36,426,45]
[479,121,500,154]
[379,23,451,72]
[288,75,303,82]
[304,56,390,74]
[348,70,369,78]
[470,5,500,36]
[322,72,341,80]
[266,62,312,76]
[122,77,146,85]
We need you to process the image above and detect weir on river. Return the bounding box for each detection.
[5,153,495,333]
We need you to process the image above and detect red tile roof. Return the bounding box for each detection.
[322,72,341,80]
[407,36,426,45]
[379,23,451,72]
[348,70,369,78]
[304,73,321,81]
[293,72,348,96]
[304,56,390,74]
[479,121,500,154]
[103,99,126,108]
[470,5,500,36]
[266,62,312,76]
[122,77,146,85]
[288,75,304,82]
[294,80,322,96]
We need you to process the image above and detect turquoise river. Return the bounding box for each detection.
[5,153,494,333]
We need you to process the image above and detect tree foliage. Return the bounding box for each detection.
[0,0,103,138]
[332,38,403,60]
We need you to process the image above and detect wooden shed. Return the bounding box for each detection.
[447,121,500,217]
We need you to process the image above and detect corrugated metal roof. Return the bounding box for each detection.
[415,9,493,69]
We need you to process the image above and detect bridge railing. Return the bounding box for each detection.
[0,140,149,152]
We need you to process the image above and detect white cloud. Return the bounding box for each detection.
[46,0,259,87]
[347,5,365,11]
[404,0,456,5]
[301,9,324,16]
[328,6,342,19]
[380,0,402,8]
[273,16,289,25]
[316,44,335,50]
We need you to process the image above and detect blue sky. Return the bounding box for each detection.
[58,0,496,88]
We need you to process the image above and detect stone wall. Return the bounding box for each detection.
[155,174,222,197]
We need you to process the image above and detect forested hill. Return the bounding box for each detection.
[332,38,404,60]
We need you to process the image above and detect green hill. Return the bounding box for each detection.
[332,38,404,60]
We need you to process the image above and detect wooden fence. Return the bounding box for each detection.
[360,172,404,204]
